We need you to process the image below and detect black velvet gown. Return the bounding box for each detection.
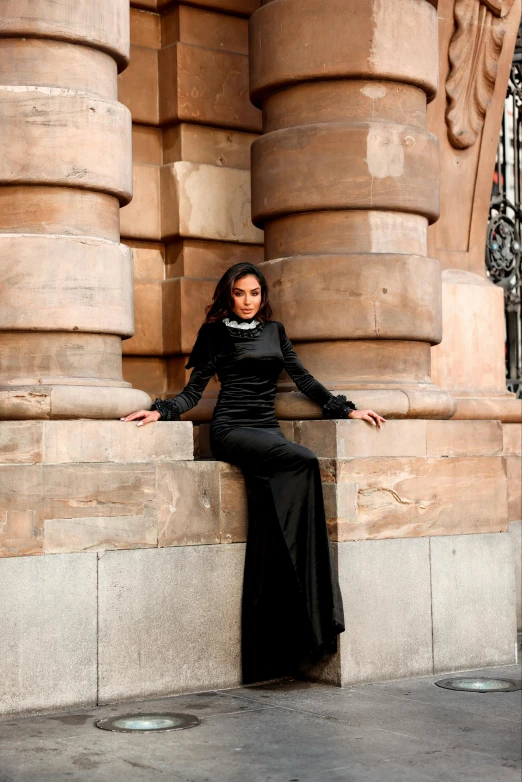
[152,317,356,684]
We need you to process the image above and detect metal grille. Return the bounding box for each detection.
[486,21,522,399]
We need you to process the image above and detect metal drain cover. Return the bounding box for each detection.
[95,712,201,733]
[435,677,522,693]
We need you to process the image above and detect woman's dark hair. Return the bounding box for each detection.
[205,262,272,323]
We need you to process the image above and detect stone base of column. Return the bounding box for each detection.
[0,385,152,420]
[432,270,522,423]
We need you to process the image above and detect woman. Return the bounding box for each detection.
[121,262,386,684]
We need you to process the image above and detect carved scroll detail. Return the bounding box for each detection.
[446,0,511,149]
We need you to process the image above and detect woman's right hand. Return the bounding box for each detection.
[120,409,161,426]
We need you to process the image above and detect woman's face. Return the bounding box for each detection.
[231,274,262,320]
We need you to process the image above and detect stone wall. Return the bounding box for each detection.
[118,1,263,407]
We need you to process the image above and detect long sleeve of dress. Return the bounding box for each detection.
[277,322,357,418]
[152,324,217,420]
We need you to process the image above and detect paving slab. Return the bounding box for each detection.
[0,667,520,782]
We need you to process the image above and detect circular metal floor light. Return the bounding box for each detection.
[95,712,201,733]
[435,677,522,693]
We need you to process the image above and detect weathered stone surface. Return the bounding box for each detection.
[0,0,130,70]
[251,123,440,225]
[0,553,97,716]
[264,211,428,259]
[0,38,117,99]
[161,161,263,243]
[126,240,165,279]
[509,521,522,630]
[506,455,522,522]
[335,456,508,541]
[0,333,124,386]
[120,163,161,241]
[162,5,249,54]
[0,88,132,204]
[430,533,517,671]
[503,423,522,455]
[157,460,247,547]
[0,385,152,421]
[250,0,437,101]
[426,420,504,457]
[263,80,428,134]
[298,420,428,459]
[43,420,193,464]
[0,187,120,241]
[122,280,163,354]
[260,254,442,342]
[132,125,162,165]
[0,421,43,465]
[0,236,134,336]
[431,271,509,396]
[159,43,261,131]
[130,7,161,49]
[44,515,157,554]
[163,124,257,169]
[118,43,158,125]
[166,239,262,279]
[98,545,245,702]
[0,462,157,556]
[309,538,433,685]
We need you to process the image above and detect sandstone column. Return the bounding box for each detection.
[0,0,151,419]
[250,0,456,419]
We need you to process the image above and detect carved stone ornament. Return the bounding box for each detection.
[446,0,515,149]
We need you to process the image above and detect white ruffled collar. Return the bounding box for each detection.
[223,317,260,330]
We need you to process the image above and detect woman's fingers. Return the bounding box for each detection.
[120,410,148,422]
[363,410,387,428]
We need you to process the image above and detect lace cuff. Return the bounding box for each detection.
[323,394,357,420]
[152,398,181,422]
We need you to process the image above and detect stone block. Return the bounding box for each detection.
[252,124,440,226]
[130,7,161,49]
[427,420,503,457]
[126,240,165,280]
[0,186,119,242]
[44,515,157,554]
[0,89,132,203]
[122,280,163,354]
[165,238,262,279]
[162,4,249,54]
[159,43,261,131]
[120,163,161,241]
[309,538,433,685]
[299,419,428,459]
[163,123,257,169]
[249,0,438,104]
[0,236,134,336]
[506,455,522,522]
[0,553,97,716]
[131,125,162,165]
[98,545,245,702]
[0,332,124,386]
[0,38,117,100]
[0,462,157,556]
[0,0,130,70]
[503,423,522,455]
[118,44,159,125]
[157,460,247,546]
[335,456,508,541]
[0,421,43,465]
[430,533,517,671]
[509,521,522,631]
[162,277,217,354]
[259,254,442,342]
[161,161,263,243]
[43,420,193,464]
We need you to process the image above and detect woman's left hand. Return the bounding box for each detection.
[348,409,386,428]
